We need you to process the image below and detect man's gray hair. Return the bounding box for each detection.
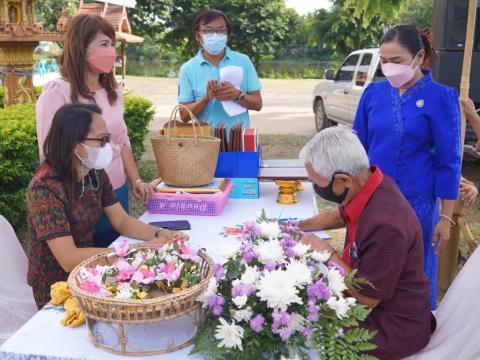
[299,126,370,180]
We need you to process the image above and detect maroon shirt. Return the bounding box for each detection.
[26,163,118,308]
[340,167,434,359]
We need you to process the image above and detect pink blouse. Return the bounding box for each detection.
[36,79,131,190]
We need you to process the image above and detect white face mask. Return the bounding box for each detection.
[77,143,113,170]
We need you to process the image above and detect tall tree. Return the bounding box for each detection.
[128,0,172,39]
[36,0,79,31]
[344,0,403,26]
[312,0,388,58]
[395,0,435,28]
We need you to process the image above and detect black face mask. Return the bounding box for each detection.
[313,172,350,204]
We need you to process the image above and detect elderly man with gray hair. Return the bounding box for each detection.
[298,127,434,359]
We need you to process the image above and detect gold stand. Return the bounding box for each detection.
[296,180,303,192]
[275,180,299,205]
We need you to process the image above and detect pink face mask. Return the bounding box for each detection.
[86,46,116,74]
[381,54,419,88]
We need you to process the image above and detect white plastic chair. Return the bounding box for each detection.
[404,245,480,359]
[0,215,37,345]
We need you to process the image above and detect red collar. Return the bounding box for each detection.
[342,166,384,266]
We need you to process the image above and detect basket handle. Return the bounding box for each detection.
[166,104,206,144]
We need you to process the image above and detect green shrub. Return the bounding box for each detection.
[0,103,38,228]
[0,93,154,230]
[123,95,154,161]
[0,86,4,107]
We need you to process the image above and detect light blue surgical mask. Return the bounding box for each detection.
[202,33,227,56]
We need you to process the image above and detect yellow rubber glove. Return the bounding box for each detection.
[60,296,86,328]
[50,282,71,306]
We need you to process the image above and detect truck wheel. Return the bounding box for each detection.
[315,99,330,132]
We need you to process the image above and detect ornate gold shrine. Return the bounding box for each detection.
[0,0,62,106]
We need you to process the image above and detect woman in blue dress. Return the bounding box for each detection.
[353,25,462,310]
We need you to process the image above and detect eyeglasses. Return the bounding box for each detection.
[199,28,228,35]
[83,133,111,147]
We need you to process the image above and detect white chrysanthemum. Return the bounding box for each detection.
[285,260,312,288]
[293,243,310,257]
[233,308,252,322]
[114,286,132,300]
[218,242,241,259]
[256,239,284,264]
[258,221,282,239]
[196,277,218,307]
[310,250,332,263]
[327,296,356,319]
[215,317,244,350]
[327,268,347,297]
[240,265,260,286]
[289,313,307,332]
[256,269,302,310]
[233,295,248,308]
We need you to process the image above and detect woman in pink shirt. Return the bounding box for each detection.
[36,14,154,247]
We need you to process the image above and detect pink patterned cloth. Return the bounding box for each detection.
[36,78,131,190]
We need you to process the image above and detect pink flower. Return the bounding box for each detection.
[85,267,98,276]
[179,242,201,263]
[115,239,128,258]
[156,262,183,283]
[131,268,155,285]
[114,259,135,281]
[116,268,134,282]
[80,280,111,297]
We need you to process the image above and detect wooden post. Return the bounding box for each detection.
[437,0,478,301]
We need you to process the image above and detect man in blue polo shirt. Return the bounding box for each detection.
[178,9,262,130]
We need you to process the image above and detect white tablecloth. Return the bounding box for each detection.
[0,182,325,360]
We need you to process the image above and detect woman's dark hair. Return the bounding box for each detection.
[61,14,118,105]
[193,9,232,35]
[43,103,102,208]
[380,25,435,68]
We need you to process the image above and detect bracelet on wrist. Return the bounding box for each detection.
[440,214,456,226]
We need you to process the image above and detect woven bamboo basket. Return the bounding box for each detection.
[151,105,220,187]
[67,244,214,356]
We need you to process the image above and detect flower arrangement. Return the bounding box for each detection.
[78,240,203,300]
[191,211,377,360]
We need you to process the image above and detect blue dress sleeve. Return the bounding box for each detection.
[177,64,195,103]
[432,87,462,199]
[353,83,374,151]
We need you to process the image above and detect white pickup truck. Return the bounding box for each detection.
[312,48,385,131]
[312,48,478,153]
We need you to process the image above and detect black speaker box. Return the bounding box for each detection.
[431,50,480,102]
[432,0,480,51]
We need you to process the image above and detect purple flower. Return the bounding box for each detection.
[307,280,331,301]
[285,248,296,258]
[208,294,225,307]
[272,311,291,327]
[212,305,223,316]
[328,261,345,276]
[249,314,265,333]
[279,327,292,341]
[213,264,224,281]
[243,221,261,237]
[335,328,344,338]
[265,261,277,272]
[307,301,320,322]
[301,327,313,340]
[231,283,254,298]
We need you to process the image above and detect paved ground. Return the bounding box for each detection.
[122,76,322,136]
